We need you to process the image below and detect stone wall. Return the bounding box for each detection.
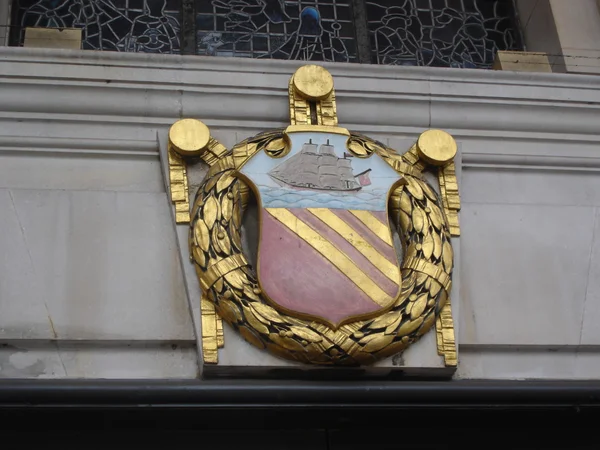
[0,48,599,379]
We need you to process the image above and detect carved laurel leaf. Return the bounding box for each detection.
[369,310,402,329]
[410,294,428,320]
[422,234,434,259]
[204,175,219,193]
[399,210,411,232]
[214,225,231,255]
[397,317,424,336]
[406,178,424,200]
[216,174,235,193]
[385,315,403,334]
[221,195,232,222]
[430,280,442,297]
[250,303,285,324]
[217,299,242,323]
[245,309,270,335]
[417,312,436,336]
[362,333,394,352]
[416,272,428,286]
[203,195,219,230]
[194,219,210,252]
[348,141,369,156]
[266,138,286,151]
[271,333,306,352]
[290,326,322,343]
[239,326,266,349]
[232,198,242,228]
[364,140,381,152]
[412,208,425,233]
[400,191,412,215]
[402,271,416,288]
[421,180,439,201]
[443,239,453,273]
[433,232,442,259]
[428,200,444,230]
[192,246,206,268]
[224,271,245,290]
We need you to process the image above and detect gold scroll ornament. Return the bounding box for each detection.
[168,65,460,367]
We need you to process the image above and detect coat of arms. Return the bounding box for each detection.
[166,65,461,369]
[239,129,404,328]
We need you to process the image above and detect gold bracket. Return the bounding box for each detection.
[416,129,461,237]
[412,129,460,366]
[168,118,228,363]
[436,301,457,367]
[200,294,224,364]
[168,119,229,224]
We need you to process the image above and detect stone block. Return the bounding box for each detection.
[493,51,552,73]
[459,202,595,346]
[0,188,194,341]
[24,28,82,50]
[0,342,198,378]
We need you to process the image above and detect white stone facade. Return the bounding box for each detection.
[0,46,599,379]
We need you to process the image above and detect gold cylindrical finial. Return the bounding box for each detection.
[289,65,338,127]
[292,65,334,100]
[169,118,211,157]
[416,129,457,166]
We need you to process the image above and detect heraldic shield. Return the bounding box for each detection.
[174,64,459,367]
[239,128,405,328]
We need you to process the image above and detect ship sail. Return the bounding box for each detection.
[269,139,362,191]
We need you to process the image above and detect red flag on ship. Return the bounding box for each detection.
[356,169,372,187]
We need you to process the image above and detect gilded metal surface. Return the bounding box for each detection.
[167,147,191,224]
[436,301,457,366]
[169,118,211,157]
[201,294,219,364]
[173,65,460,367]
[201,137,230,167]
[292,65,334,100]
[439,162,461,236]
[167,119,228,225]
[412,129,461,236]
[285,125,349,136]
[417,129,457,166]
[168,119,230,360]
[289,66,338,126]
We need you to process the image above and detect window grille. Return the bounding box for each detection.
[10,0,523,68]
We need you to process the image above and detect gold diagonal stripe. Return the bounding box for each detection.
[266,208,392,307]
[307,208,399,283]
[347,210,394,246]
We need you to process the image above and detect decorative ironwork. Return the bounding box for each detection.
[10,0,522,68]
[195,0,357,62]
[12,0,181,53]
[366,0,520,68]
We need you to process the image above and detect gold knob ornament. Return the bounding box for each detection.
[416,129,457,166]
[169,118,211,157]
[292,65,334,101]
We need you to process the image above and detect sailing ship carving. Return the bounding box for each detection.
[268,139,372,192]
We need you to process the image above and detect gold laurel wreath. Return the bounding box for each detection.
[189,130,454,366]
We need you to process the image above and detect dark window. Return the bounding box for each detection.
[367,0,520,68]
[10,0,522,68]
[196,0,357,62]
[10,0,181,53]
